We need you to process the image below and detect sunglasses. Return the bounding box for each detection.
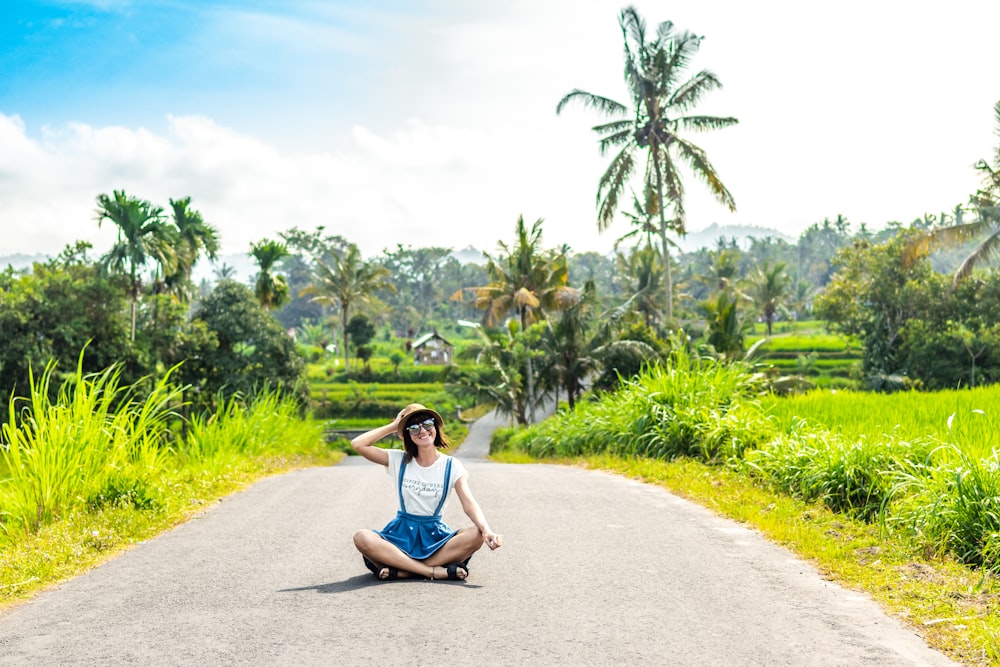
[406,418,437,435]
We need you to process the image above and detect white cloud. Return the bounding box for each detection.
[0,112,612,261]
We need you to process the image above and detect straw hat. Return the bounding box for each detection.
[396,403,443,440]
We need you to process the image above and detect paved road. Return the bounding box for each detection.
[0,411,957,666]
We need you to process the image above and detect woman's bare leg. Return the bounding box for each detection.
[423,527,485,574]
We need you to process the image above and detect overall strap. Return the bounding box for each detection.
[396,457,408,513]
[432,457,454,517]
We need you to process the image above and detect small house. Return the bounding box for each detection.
[412,331,453,365]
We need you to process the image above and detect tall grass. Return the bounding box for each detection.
[179,390,323,471]
[0,360,326,541]
[0,358,180,535]
[504,346,772,461]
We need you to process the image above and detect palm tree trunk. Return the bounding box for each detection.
[130,297,137,342]
[522,307,535,424]
[342,307,350,374]
[652,149,673,326]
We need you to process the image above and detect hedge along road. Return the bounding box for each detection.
[0,411,956,666]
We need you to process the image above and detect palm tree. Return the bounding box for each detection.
[537,281,613,410]
[557,6,737,324]
[250,239,290,312]
[301,244,395,374]
[746,261,792,336]
[165,197,219,301]
[95,190,173,340]
[906,100,1000,284]
[614,243,664,328]
[213,263,237,281]
[464,216,578,421]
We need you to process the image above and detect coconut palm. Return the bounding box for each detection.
[250,239,290,312]
[95,190,174,340]
[301,243,395,374]
[557,6,737,324]
[906,100,1000,284]
[465,216,578,421]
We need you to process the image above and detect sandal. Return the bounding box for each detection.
[445,563,468,580]
[363,557,399,581]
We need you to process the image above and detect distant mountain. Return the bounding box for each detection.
[0,253,47,270]
[676,223,795,253]
[451,245,486,265]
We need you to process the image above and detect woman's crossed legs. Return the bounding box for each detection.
[353,527,484,581]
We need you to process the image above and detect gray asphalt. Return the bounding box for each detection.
[0,410,957,666]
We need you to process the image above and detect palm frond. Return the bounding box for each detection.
[592,119,634,136]
[670,69,723,112]
[673,138,736,211]
[597,128,633,156]
[656,29,702,93]
[597,148,636,231]
[556,90,627,117]
[903,220,994,266]
[677,115,739,133]
[953,230,1000,284]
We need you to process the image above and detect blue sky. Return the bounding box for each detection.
[2,0,1000,261]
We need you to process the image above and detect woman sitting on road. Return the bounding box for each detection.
[351,403,503,581]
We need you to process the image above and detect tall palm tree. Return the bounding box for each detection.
[165,197,219,301]
[906,100,1000,284]
[95,189,173,340]
[301,244,395,374]
[557,6,737,324]
[250,239,290,312]
[466,216,578,422]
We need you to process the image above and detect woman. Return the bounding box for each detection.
[352,403,503,581]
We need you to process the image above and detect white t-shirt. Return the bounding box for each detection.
[385,449,467,516]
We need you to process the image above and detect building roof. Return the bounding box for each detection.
[412,331,453,348]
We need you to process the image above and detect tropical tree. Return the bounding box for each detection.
[457,321,540,426]
[163,197,219,301]
[95,190,174,340]
[463,216,577,422]
[701,289,752,359]
[905,100,1000,284]
[745,261,792,336]
[301,243,395,374]
[250,239,291,312]
[614,244,664,328]
[557,6,737,324]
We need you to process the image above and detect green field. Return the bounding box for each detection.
[762,385,1000,456]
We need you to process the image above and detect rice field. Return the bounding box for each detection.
[762,386,1000,457]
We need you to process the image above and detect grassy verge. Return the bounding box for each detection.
[492,450,999,666]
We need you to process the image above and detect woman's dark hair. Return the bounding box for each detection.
[402,412,449,462]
